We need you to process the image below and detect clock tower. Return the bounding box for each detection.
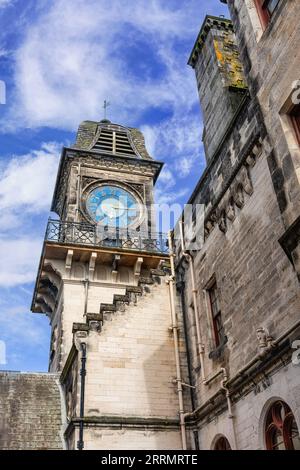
[31,119,190,450]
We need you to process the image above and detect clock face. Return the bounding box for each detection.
[85,185,141,228]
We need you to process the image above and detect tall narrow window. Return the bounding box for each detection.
[289,104,300,146]
[265,401,300,450]
[254,0,281,29]
[208,282,225,348]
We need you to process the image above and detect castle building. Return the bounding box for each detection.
[179,1,300,450]
[1,0,300,451]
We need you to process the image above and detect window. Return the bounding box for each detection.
[265,401,300,450]
[208,282,225,348]
[254,0,281,29]
[289,104,300,146]
[214,436,231,450]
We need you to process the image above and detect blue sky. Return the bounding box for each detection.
[0,0,228,372]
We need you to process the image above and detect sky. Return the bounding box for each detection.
[0,0,229,372]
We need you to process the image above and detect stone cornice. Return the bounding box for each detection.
[204,137,263,238]
[65,416,181,436]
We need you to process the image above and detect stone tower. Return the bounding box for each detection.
[31,119,190,450]
[188,15,247,163]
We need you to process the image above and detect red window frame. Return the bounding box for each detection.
[208,282,224,348]
[265,401,300,450]
[254,0,280,29]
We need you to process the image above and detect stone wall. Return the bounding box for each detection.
[64,273,191,450]
[182,142,300,407]
[178,2,300,449]
[193,361,300,450]
[226,0,300,226]
[0,373,64,450]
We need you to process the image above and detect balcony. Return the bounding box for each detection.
[45,219,169,255]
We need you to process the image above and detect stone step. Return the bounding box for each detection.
[113,294,130,305]
[100,303,117,314]
[139,277,155,285]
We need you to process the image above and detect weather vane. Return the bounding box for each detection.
[103,100,110,120]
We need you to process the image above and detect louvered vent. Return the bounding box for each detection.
[92,129,136,156]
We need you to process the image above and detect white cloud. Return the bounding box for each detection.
[3,0,201,131]
[0,142,60,216]
[175,156,194,178]
[142,113,204,178]
[158,166,176,190]
[155,187,189,206]
[0,142,61,287]
[0,237,41,286]
[0,0,14,8]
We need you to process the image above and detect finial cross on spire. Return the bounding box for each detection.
[103,100,110,120]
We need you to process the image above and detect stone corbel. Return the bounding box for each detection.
[245,153,256,168]
[134,257,144,284]
[36,297,53,316]
[65,250,74,278]
[232,183,245,209]
[225,197,236,222]
[218,210,227,233]
[238,166,253,196]
[39,292,55,312]
[73,325,89,352]
[205,219,215,236]
[89,252,97,281]
[41,271,61,291]
[252,142,263,158]
[256,327,276,357]
[43,261,64,281]
[112,255,121,283]
[86,313,103,332]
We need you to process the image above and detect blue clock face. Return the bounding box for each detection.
[86,185,141,228]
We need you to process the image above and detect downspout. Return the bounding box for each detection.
[179,221,206,382]
[177,277,199,450]
[83,278,89,318]
[220,368,237,450]
[168,231,187,450]
[77,342,87,451]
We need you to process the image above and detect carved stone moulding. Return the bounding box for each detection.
[204,139,263,238]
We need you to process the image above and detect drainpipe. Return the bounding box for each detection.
[179,221,206,382]
[83,278,89,317]
[77,342,87,451]
[220,368,237,449]
[168,231,187,450]
[177,277,199,449]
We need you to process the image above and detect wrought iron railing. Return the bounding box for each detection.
[45,219,169,255]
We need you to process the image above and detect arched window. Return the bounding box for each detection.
[214,436,231,450]
[265,400,300,450]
